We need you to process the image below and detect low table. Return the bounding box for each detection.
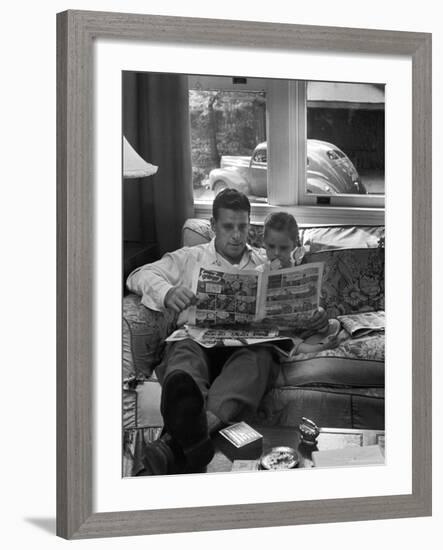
[207,426,385,473]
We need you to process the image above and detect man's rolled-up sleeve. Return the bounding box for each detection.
[126,250,189,311]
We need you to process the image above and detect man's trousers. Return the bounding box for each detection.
[156,339,279,424]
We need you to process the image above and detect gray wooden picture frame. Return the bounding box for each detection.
[56,10,432,539]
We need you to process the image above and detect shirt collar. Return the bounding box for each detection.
[209,238,259,269]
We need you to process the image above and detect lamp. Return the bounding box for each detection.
[123,136,159,283]
[123,136,158,178]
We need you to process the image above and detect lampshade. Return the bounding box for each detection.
[123,137,158,178]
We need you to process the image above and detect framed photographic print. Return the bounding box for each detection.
[57,10,431,539]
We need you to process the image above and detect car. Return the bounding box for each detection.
[208,140,366,196]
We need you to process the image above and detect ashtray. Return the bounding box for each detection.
[259,446,299,470]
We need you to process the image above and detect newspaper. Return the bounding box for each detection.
[166,324,299,354]
[337,311,385,338]
[165,261,324,355]
[189,262,324,328]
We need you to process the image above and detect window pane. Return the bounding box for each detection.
[189,86,268,203]
[306,81,385,195]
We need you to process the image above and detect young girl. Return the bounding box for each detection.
[262,211,340,354]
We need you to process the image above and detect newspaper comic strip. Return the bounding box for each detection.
[261,263,324,327]
[166,325,282,348]
[190,267,260,326]
[187,262,324,329]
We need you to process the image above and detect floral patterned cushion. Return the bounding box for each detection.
[247,225,264,248]
[305,248,384,317]
[182,218,214,247]
[123,294,177,379]
[279,332,385,367]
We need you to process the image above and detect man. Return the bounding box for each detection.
[127,189,328,475]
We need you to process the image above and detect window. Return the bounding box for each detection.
[189,75,385,224]
[307,81,385,197]
[189,77,267,203]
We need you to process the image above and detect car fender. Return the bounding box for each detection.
[307,172,342,194]
[208,168,250,194]
[307,139,362,194]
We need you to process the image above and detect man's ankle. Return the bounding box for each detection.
[206,411,225,434]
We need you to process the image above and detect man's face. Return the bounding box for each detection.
[211,208,250,263]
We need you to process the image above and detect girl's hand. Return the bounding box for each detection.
[269,258,292,270]
[306,307,329,332]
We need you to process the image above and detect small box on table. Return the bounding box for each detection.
[216,422,263,461]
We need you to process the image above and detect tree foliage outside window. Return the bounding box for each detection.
[189,90,266,188]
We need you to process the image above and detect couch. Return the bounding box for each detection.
[123,219,385,476]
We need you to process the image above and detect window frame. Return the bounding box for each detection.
[190,75,385,225]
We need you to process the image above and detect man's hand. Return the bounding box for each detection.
[164,285,197,313]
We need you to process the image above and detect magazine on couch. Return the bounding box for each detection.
[337,311,385,338]
[166,262,324,357]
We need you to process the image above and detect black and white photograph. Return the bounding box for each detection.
[1,0,438,546]
[122,72,386,477]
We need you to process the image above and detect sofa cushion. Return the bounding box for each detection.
[123,294,177,378]
[276,355,384,388]
[182,218,384,251]
[182,218,214,247]
[123,389,137,429]
[122,379,163,429]
[306,247,384,317]
[256,386,384,430]
[302,226,384,252]
[182,217,266,248]
[135,378,163,427]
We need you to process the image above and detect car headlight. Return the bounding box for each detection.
[326,150,340,161]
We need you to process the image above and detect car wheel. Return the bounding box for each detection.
[213,180,228,195]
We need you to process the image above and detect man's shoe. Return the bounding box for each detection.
[139,435,183,476]
[161,370,214,472]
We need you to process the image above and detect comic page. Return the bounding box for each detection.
[188,266,261,326]
[186,261,324,331]
[257,262,324,328]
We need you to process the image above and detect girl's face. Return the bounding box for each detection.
[263,228,295,267]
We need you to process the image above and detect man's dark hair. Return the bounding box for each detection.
[212,188,251,220]
[264,211,301,247]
